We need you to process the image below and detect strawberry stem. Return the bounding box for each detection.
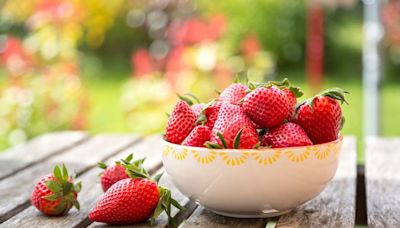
[177,93,200,106]
[204,141,223,149]
[233,128,244,149]
[216,132,228,149]
[319,88,349,104]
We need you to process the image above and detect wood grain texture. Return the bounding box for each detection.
[366,137,400,228]
[0,134,139,224]
[180,207,265,228]
[1,136,163,228]
[0,131,88,180]
[275,136,357,228]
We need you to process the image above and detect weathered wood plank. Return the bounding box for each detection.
[366,137,400,228]
[0,131,88,180]
[0,134,139,224]
[1,136,163,228]
[275,136,357,228]
[180,207,266,228]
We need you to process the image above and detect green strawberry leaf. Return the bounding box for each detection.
[178,93,200,106]
[204,142,222,149]
[183,93,200,104]
[74,181,82,193]
[289,86,303,98]
[72,199,80,211]
[63,182,72,195]
[233,128,244,149]
[125,153,133,162]
[253,141,261,149]
[45,180,62,193]
[132,157,146,167]
[53,165,62,182]
[165,112,170,118]
[340,116,346,130]
[97,162,107,169]
[62,164,69,182]
[248,81,257,90]
[319,88,349,104]
[153,172,164,184]
[216,132,228,149]
[54,199,67,215]
[43,192,62,201]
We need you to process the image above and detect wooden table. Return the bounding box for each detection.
[0,131,388,228]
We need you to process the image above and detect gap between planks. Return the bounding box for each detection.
[0,132,90,181]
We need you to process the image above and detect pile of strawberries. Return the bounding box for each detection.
[30,155,184,226]
[165,78,348,149]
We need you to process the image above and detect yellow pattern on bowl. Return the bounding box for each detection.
[161,136,343,218]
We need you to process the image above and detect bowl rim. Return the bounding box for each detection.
[161,134,343,152]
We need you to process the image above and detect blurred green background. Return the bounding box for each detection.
[1,0,400,162]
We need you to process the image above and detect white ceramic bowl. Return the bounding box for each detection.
[161,137,343,218]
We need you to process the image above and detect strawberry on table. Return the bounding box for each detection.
[165,100,197,144]
[89,160,184,226]
[182,125,211,147]
[294,88,348,144]
[262,122,312,148]
[98,153,145,192]
[219,83,248,105]
[208,103,259,149]
[31,164,81,216]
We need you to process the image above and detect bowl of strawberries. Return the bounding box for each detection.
[162,78,348,218]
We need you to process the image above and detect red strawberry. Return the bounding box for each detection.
[284,88,297,121]
[209,103,259,149]
[98,154,139,192]
[203,101,222,128]
[165,100,197,144]
[219,83,248,104]
[262,122,312,148]
[31,164,81,216]
[243,86,291,128]
[89,161,184,225]
[294,88,348,144]
[90,178,159,224]
[182,125,211,147]
[191,103,204,116]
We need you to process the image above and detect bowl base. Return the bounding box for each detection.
[210,208,292,218]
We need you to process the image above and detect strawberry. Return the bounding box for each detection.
[182,125,211,147]
[31,164,81,216]
[262,122,312,148]
[89,160,184,226]
[98,154,144,192]
[219,83,248,105]
[243,86,292,128]
[191,103,204,116]
[208,103,259,149]
[165,100,197,144]
[196,101,222,128]
[294,88,348,144]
